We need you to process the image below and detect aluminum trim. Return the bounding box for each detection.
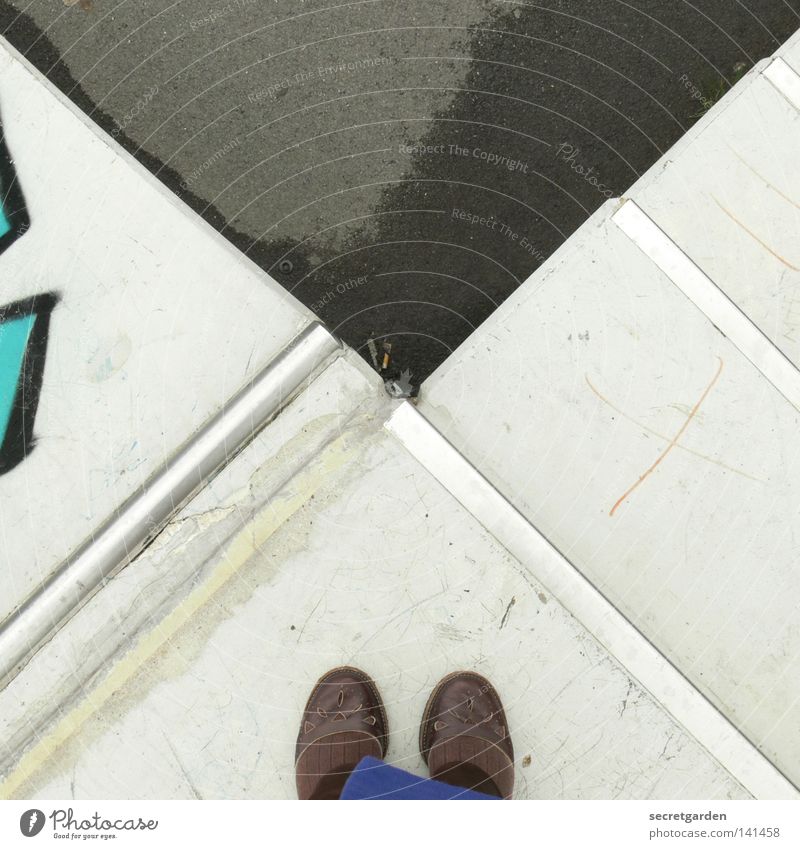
[613,199,800,413]
[764,56,800,110]
[0,322,340,688]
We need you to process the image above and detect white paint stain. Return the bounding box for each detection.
[87,334,132,382]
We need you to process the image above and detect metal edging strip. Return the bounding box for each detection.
[0,321,340,689]
[613,199,800,414]
[764,56,800,110]
[385,400,799,800]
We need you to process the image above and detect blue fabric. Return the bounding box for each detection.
[339,756,498,800]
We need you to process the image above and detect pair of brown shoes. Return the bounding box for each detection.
[295,667,514,799]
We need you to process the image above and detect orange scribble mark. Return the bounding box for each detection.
[584,374,761,482]
[729,148,800,213]
[608,356,724,517]
[712,196,799,271]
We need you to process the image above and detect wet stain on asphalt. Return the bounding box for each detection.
[1,0,798,383]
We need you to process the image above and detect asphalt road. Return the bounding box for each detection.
[1,0,799,386]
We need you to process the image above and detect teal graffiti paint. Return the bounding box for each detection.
[0,313,36,443]
[0,204,11,238]
[0,122,46,475]
[0,295,58,475]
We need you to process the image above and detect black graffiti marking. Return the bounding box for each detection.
[0,118,30,256]
[0,293,59,476]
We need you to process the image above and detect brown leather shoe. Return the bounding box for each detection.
[295,666,388,800]
[420,671,514,799]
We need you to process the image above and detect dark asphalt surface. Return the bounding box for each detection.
[1,0,798,386]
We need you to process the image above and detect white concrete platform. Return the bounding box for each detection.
[0,353,751,799]
[419,206,800,786]
[0,43,313,623]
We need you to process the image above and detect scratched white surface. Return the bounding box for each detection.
[420,204,800,787]
[0,44,311,623]
[7,425,747,800]
[626,66,800,369]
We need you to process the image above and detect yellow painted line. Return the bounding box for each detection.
[1,434,354,798]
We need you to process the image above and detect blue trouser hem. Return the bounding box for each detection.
[339,756,499,800]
